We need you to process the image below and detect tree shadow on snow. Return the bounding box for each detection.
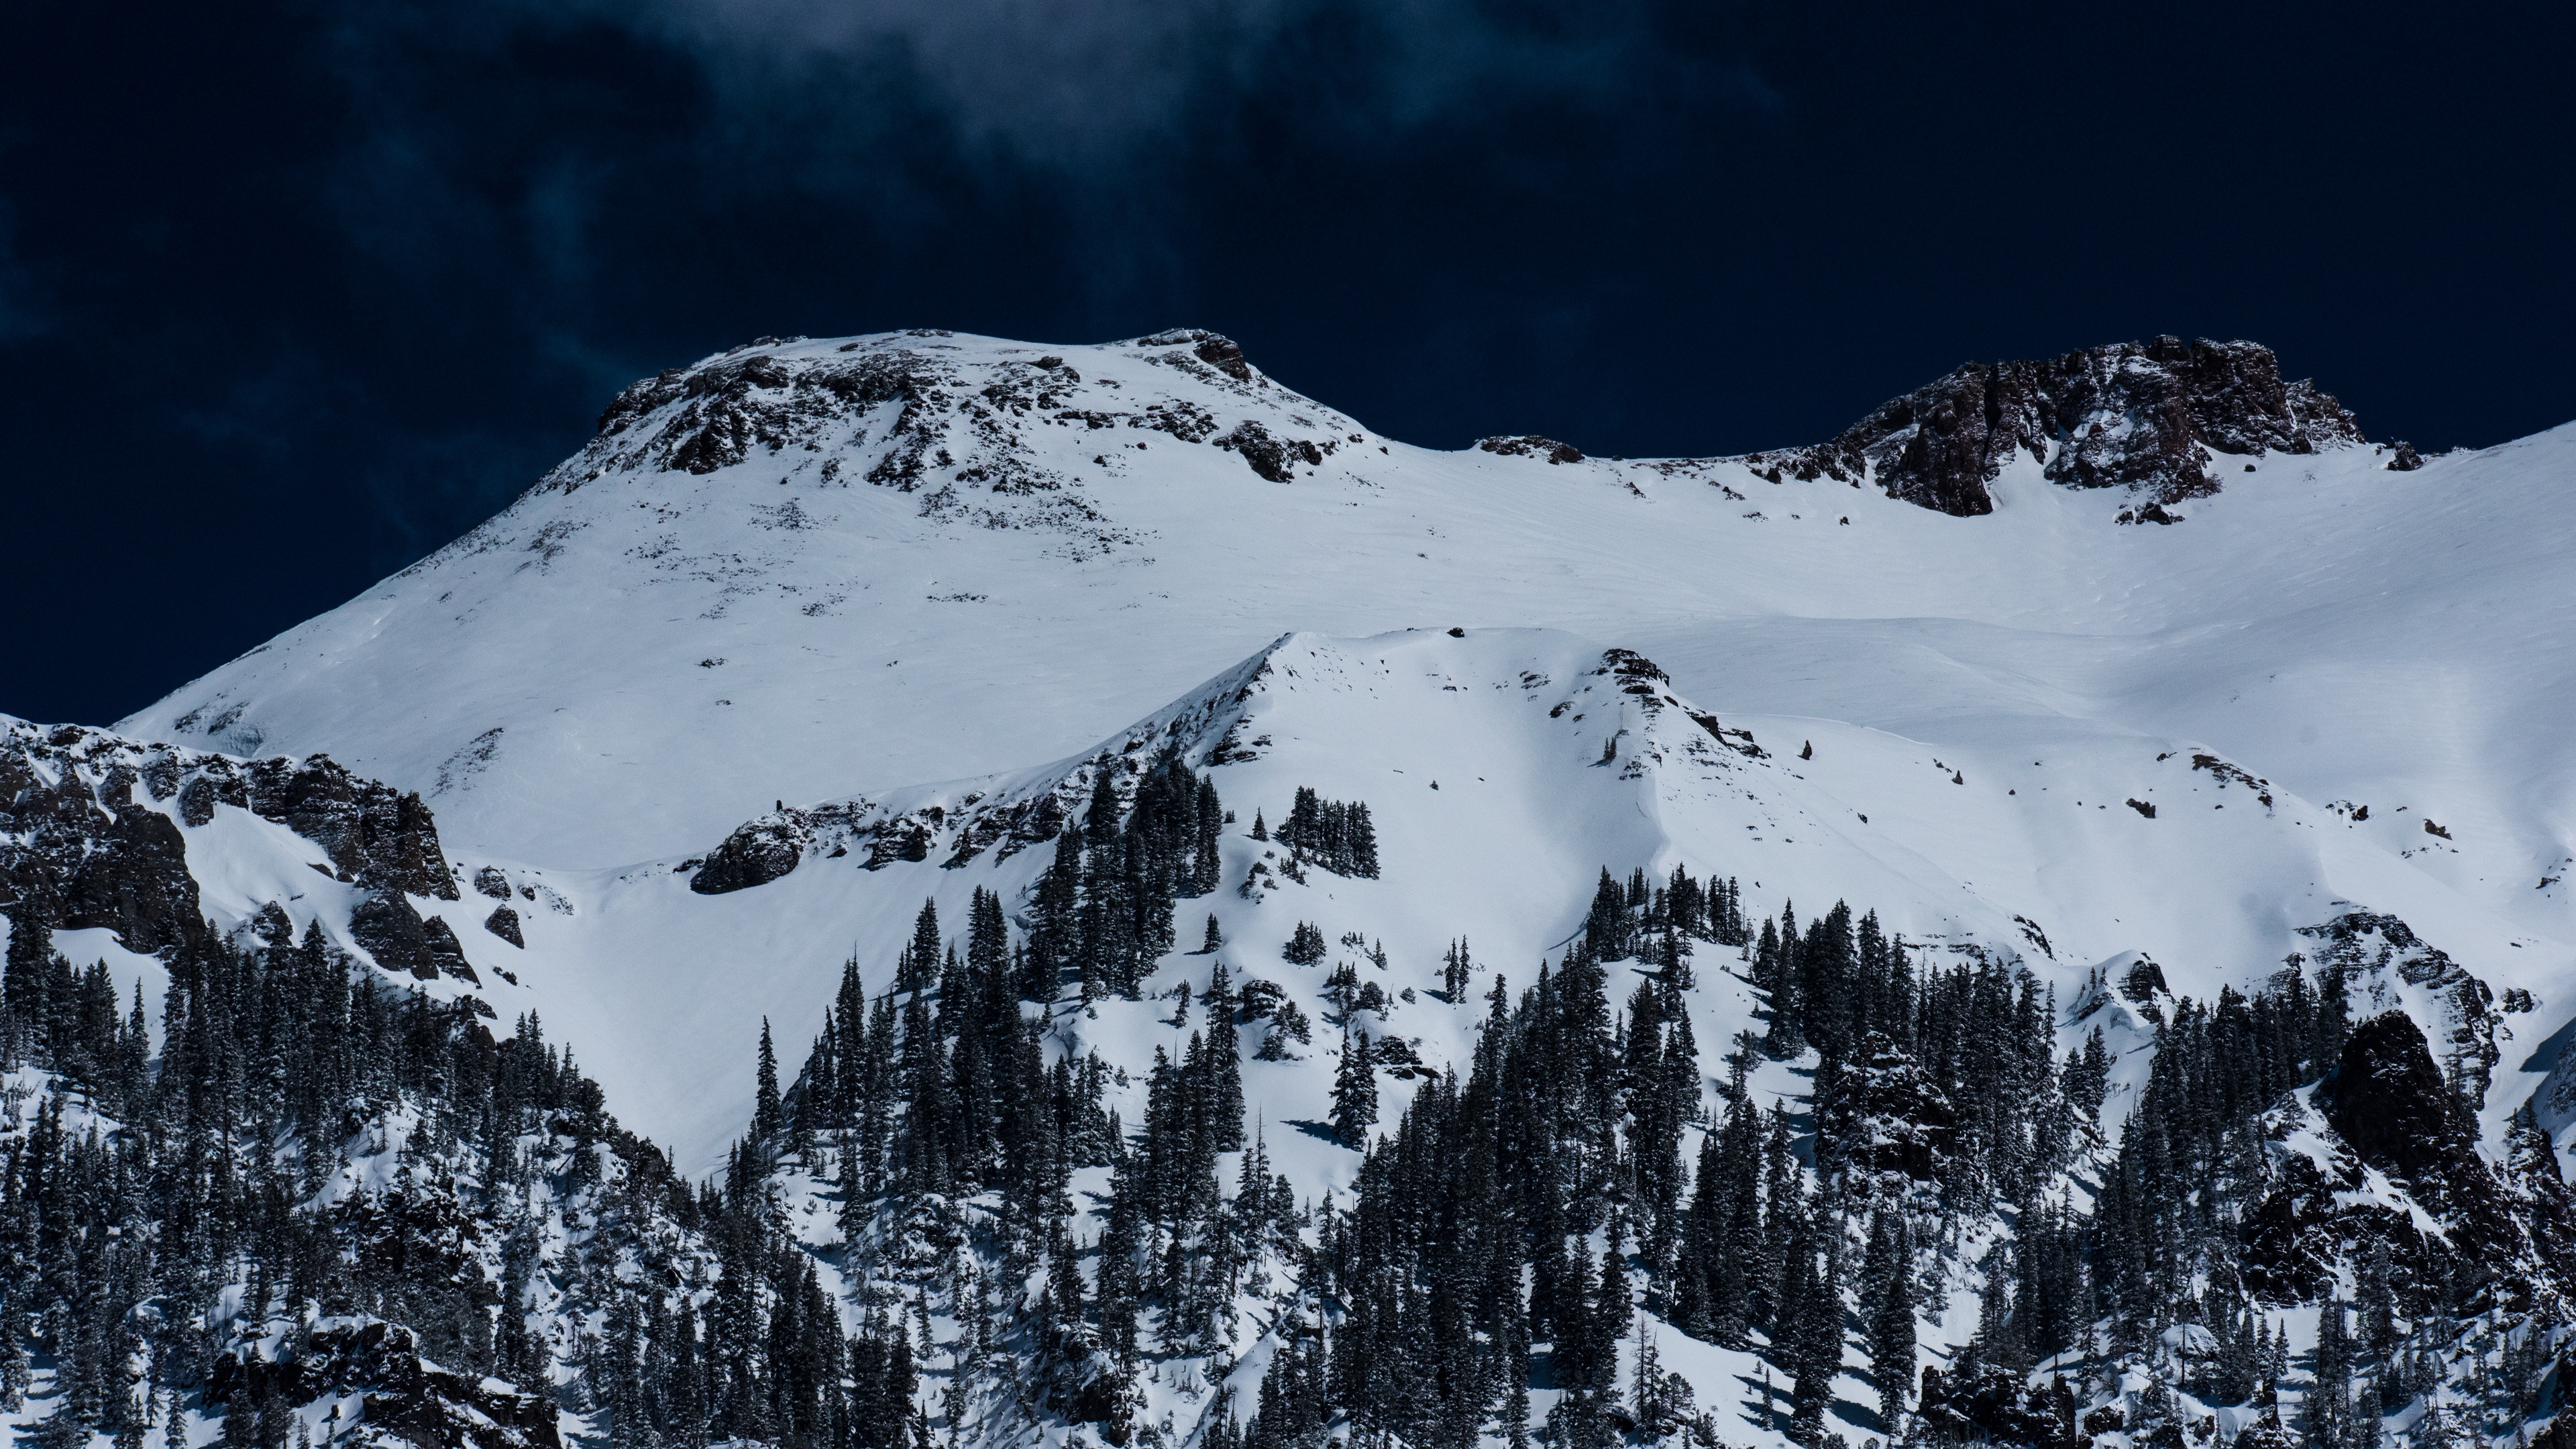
[1283,1118,1348,1146]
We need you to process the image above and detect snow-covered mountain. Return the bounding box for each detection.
[100,321,2576,1152]
[11,328,2576,1449]
[120,331,2559,890]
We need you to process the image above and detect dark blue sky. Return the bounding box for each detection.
[3,0,2569,727]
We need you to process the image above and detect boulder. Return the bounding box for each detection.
[691,811,809,894]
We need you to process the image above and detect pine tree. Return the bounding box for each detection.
[902,898,942,996]
[2358,1236,2398,1361]
[755,1017,783,1146]
[1862,1210,1916,1419]
[1331,1028,1379,1146]
[2309,1298,2353,1448]
[1284,922,1326,966]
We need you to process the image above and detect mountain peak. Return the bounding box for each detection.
[527,327,1357,542]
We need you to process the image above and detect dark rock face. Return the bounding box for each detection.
[484,904,525,947]
[691,811,810,894]
[2318,1011,2472,1184]
[60,804,198,951]
[529,329,1376,559]
[568,330,1268,494]
[2316,1011,2524,1284]
[1478,435,1587,465]
[5,719,463,976]
[4,731,210,951]
[204,1319,560,1449]
[1216,419,1324,482]
[244,755,455,899]
[350,892,441,981]
[2505,1106,2576,1293]
[423,914,480,985]
[2235,1148,2447,1307]
[590,347,955,484]
[2237,1007,2547,1311]
[6,722,467,969]
[1760,337,2363,517]
[1191,334,1254,381]
[2300,911,2498,1105]
[0,790,203,953]
[2387,441,2424,471]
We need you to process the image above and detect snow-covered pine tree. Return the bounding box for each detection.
[1330,1026,1379,1146]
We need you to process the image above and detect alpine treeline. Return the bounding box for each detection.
[1026,751,1226,1001]
[1574,865,1751,966]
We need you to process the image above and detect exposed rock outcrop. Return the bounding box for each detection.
[2316,1011,2525,1293]
[2299,911,2498,1104]
[1216,419,1327,482]
[243,753,455,898]
[2240,1007,2556,1312]
[1753,337,2362,516]
[3,721,456,958]
[519,329,1340,554]
[1478,435,1586,465]
[349,892,441,981]
[690,810,812,895]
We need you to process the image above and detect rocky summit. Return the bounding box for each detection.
[1754,337,2367,516]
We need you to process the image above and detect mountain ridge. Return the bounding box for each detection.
[115,327,2524,873]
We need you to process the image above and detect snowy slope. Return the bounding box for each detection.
[387,624,2545,1181]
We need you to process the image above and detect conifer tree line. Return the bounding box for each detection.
[1577,866,1751,970]
[0,908,925,1449]
[747,861,2453,1449]
[771,890,1120,1218]
[760,886,1306,1438]
[1233,872,2520,1449]
[1256,871,1707,1449]
[1274,788,1380,878]
[5,814,2555,1449]
[1026,750,1226,1001]
[2090,971,2354,1359]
